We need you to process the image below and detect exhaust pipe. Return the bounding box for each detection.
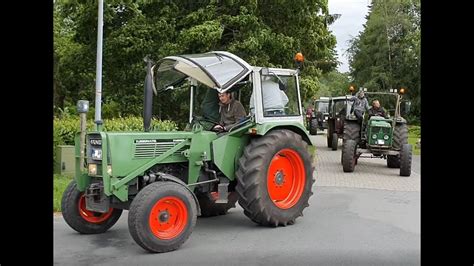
[94,0,104,130]
[143,57,155,132]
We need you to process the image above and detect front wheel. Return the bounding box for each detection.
[61,181,122,234]
[331,133,338,151]
[309,119,318,135]
[400,144,412,176]
[128,182,197,253]
[342,140,357,172]
[236,130,315,227]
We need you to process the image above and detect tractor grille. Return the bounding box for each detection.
[134,140,186,159]
[372,126,390,135]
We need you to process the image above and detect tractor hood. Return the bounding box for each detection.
[155,51,252,93]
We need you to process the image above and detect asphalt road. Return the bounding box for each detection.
[54,133,420,266]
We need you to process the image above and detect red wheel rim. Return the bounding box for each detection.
[149,196,188,240]
[267,149,306,209]
[78,195,114,224]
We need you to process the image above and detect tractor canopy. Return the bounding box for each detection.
[155,51,252,93]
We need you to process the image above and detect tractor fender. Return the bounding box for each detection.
[156,172,201,216]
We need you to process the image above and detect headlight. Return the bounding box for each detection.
[88,164,97,175]
[377,139,385,145]
[107,165,112,176]
[91,148,102,160]
[372,134,377,139]
[383,135,389,140]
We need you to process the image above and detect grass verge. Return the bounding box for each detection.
[54,174,73,212]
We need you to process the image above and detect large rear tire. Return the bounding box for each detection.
[393,123,408,150]
[236,130,314,227]
[197,191,238,217]
[61,181,122,234]
[400,144,412,176]
[342,140,357,172]
[128,182,197,253]
[343,121,361,144]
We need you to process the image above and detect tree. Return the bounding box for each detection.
[347,0,420,122]
[53,0,339,123]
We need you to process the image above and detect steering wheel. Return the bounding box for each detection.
[192,115,221,131]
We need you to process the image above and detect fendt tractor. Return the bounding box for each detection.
[340,88,412,176]
[61,51,315,253]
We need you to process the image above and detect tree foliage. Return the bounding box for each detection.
[53,0,338,123]
[347,0,420,122]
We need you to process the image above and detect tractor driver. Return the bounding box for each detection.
[212,91,247,132]
[368,100,387,118]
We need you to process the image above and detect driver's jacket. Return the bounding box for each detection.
[219,99,246,129]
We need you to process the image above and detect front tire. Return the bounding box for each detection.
[400,144,412,176]
[61,181,122,234]
[331,133,338,151]
[342,140,357,172]
[309,119,318,135]
[128,182,197,253]
[236,130,314,227]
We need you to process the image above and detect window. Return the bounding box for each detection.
[259,74,300,117]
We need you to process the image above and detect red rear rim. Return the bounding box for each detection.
[78,195,114,224]
[267,149,306,209]
[149,196,188,240]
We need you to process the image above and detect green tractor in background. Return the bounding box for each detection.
[61,51,315,253]
[341,88,412,176]
[308,97,329,135]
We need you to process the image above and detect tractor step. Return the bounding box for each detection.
[215,183,229,204]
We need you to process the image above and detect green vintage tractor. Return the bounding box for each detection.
[61,51,315,253]
[308,97,329,135]
[341,88,412,176]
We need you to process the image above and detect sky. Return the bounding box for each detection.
[328,0,371,73]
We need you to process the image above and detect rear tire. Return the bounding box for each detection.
[309,119,318,135]
[343,121,361,144]
[61,181,122,234]
[197,191,238,217]
[128,182,197,253]
[331,133,338,151]
[236,130,314,227]
[400,144,412,176]
[393,123,408,150]
[342,140,357,172]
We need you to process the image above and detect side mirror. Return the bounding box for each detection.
[401,101,411,115]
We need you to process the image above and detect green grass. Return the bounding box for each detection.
[54,174,73,212]
[408,125,421,155]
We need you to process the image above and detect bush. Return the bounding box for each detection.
[408,125,421,138]
[53,116,178,166]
